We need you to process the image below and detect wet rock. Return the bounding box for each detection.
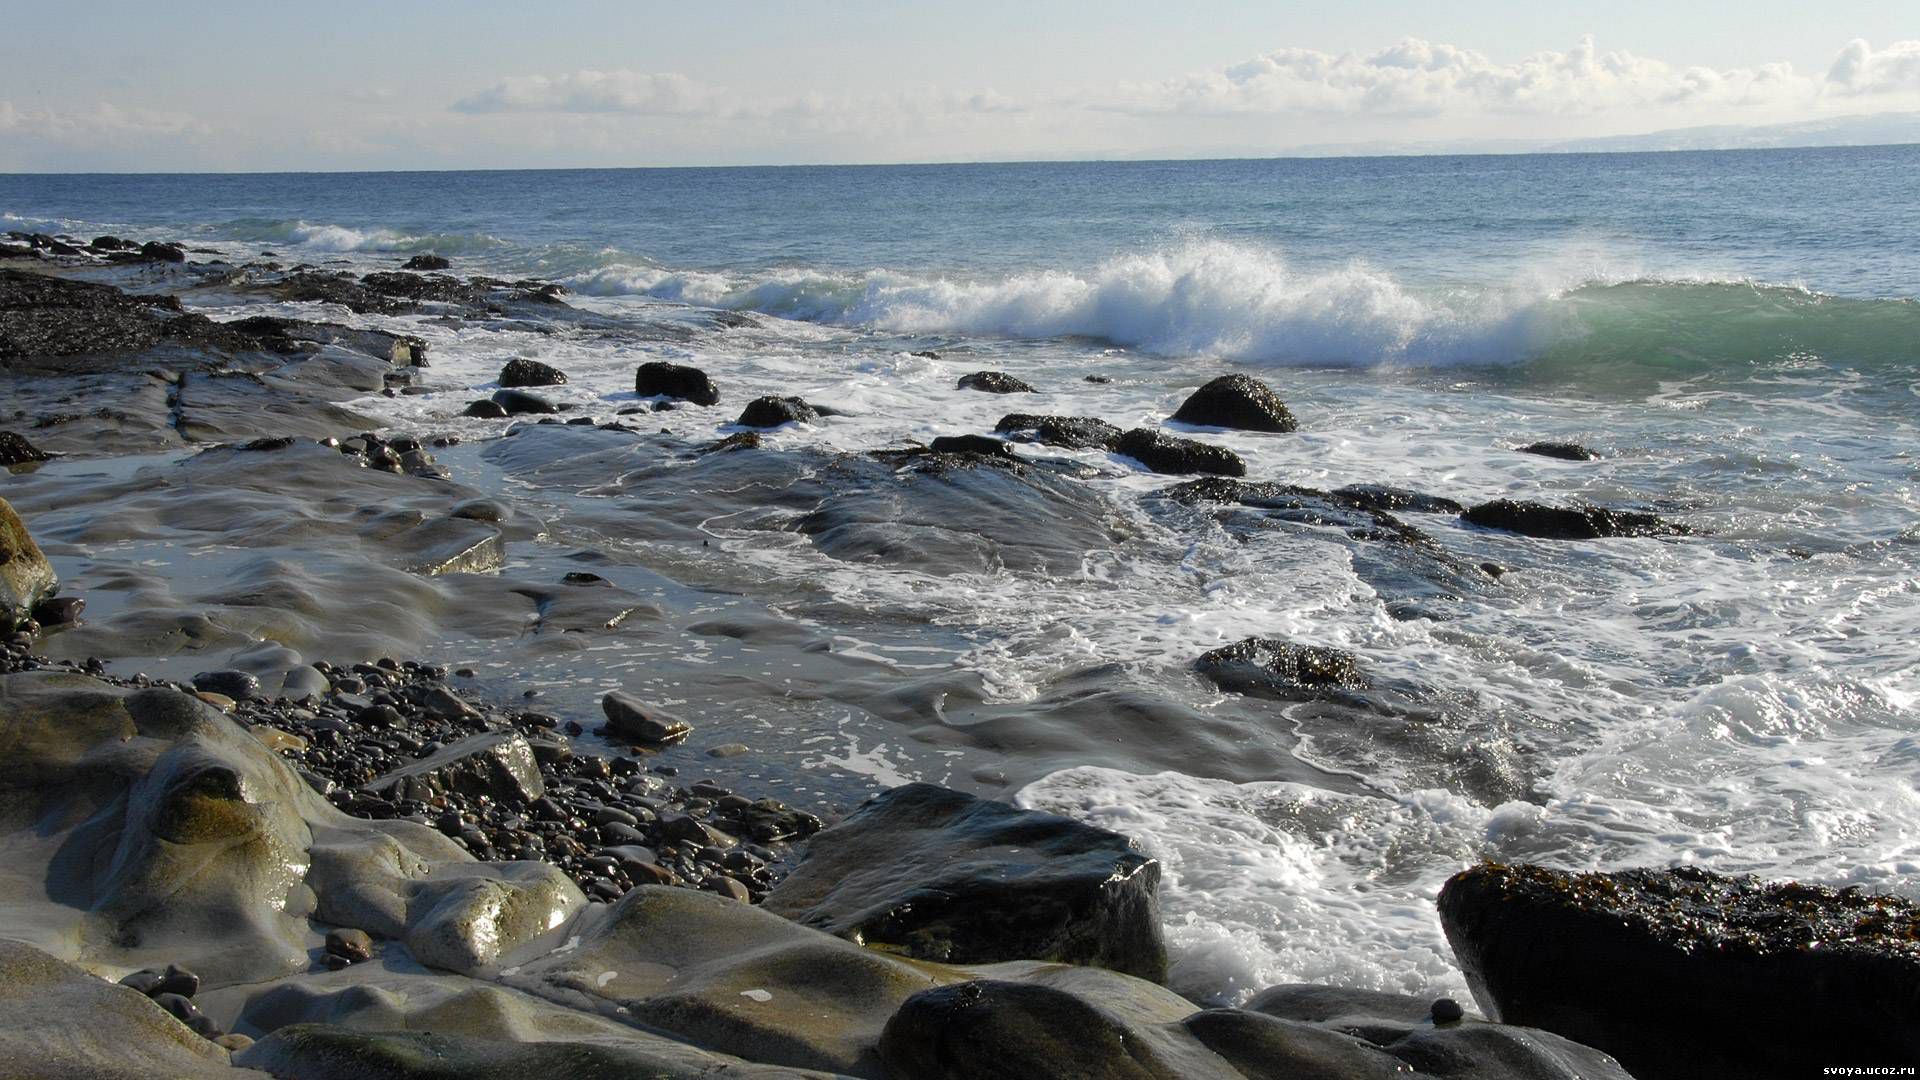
[324,927,375,963]
[763,782,1167,979]
[601,690,692,744]
[118,969,164,996]
[0,940,237,1077]
[1439,862,1920,1080]
[957,370,1035,393]
[498,357,567,388]
[365,731,546,804]
[90,235,137,252]
[139,240,188,263]
[0,498,56,631]
[0,430,50,465]
[880,979,1186,1079]
[993,413,1123,450]
[634,360,720,405]
[1112,428,1246,477]
[1195,637,1369,700]
[490,388,559,415]
[400,254,450,271]
[1170,374,1297,432]
[701,431,761,454]
[192,669,261,701]
[1462,498,1689,540]
[1329,484,1466,515]
[1517,441,1598,461]
[157,963,201,997]
[736,395,818,428]
[462,399,509,419]
[236,1022,829,1079]
[928,434,1015,458]
[30,595,82,627]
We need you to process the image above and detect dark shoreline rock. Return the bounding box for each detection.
[1196,637,1369,701]
[635,360,720,405]
[1463,498,1689,540]
[957,370,1035,394]
[498,357,567,388]
[1439,862,1920,1080]
[1171,374,1297,432]
[1516,441,1598,461]
[1113,428,1246,476]
[737,395,818,428]
[993,413,1122,450]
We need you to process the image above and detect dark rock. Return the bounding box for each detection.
[498,357,567,388]
[1462,499,1689,540]
[0,431,50,465]
[90,235,137,252]
[462,399,510,419]
[401,254,451,271]
[192,669,261,701]
[957,370,1035,394]
[928,435,1015,458]
[324,927,375,963]
[763,782,1166,979]
[881,980,1180,1079]
[601,691,691,744]
[156,964,199,998]
[28,596,81,628]
[1430,998,1465,1024]
[365,731,545,804]
[1170,374,1297,432]
[138,241,187,263]
[1195,637,1369,700]
[1439,862,1920,1080]
[736,396,818,429]
[701,431,761,454]
[1517,441,1599,461]
[1329,484,1466,515]
[702,876,751,902]
[1112,428,1246,477]
[152,991,200,1024]
[118,969,163,996]
[993,413,1123,450]
[491,389,559,415]
[635,361,720,406]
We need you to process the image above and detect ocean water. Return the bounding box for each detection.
[5,146,1919,1005]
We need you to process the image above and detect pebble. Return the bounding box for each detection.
[1431,998,1466,1024]
[325,927,375,963]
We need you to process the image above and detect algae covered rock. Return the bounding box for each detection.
[762,782,1168,980]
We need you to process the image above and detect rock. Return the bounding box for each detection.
[703,875,752,902]
[139,240,187,263]
[1439,862,1920,1080]
[213,1033,254,1052]
[401,254,451,271]
[993,413,1122,450]
[0,498,56,631]
[600,690,692,744]
[118,969,164,996]
[0,430,50,465]
[31,595,83,627]
[90,235,137,252]
[236,1023,833,1079]
[1462,499,1689,540]
[0,940,238,1078]
[1112,428,1246,477]
[957,370,1035,393]
[736,395,818,428]
[498,357,567,388]
[193,691,237,712]
[763,782,1167,980]
[157,963,201,997]
[928,434,1015,458]
[365,731,546,804]
[490,388,559,415]
[193,669,262,701]
[462,398,510,418]
[701,431,760,454]
[324,927,375,964]
[1170,374,1298,432]
[1431,997,1465,1024]
[635,361,720,405]
[1516,441,1598,461]
[1328,484,1466,515]
[1195,637,1369,700]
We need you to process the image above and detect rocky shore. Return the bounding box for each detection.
[4,238,1913,1077]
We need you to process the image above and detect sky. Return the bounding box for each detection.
[3,1,1919,171]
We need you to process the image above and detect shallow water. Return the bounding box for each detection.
[4,147,1918,1005]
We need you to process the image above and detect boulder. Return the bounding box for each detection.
[992,413,1122,450]
[1112,428,1246,477]
[762,782,1167,980]
[364,731,546,805]
[0,430,50,465]
[490,388,559,416]
[139,240,188,263]
[498,358,567,388]
[1170,374,1297,432]
[928,434,1015,459]
[463,399,509,419]
[1462,499,1688,540]
[400,254,450,271]
[600,690,692,744]
[0,497,56,630]
[1195,637,1369,701]
[1516,441,1598,461]
[1439,862,1920,1080]
[957,370,1036,394]
[737,396,818,429]
[635,361,720,406]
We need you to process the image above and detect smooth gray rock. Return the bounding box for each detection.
[601,690,692,744]
[365,731,545,804]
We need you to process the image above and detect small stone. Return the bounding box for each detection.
[118,969,163,996]
[703,875,752,902]
[152,992,200,1024]
[463,399,509,419]
[156,964,199,998]
[325,927,375,963]
[214,1033,255,1052]
[192,669,261,700]
[956,370,1036,394]
[601,691,691,744]
[323,953,352,971]
[1432,998,1465,1024]
[193,691,236,712]
[706,743,751,758]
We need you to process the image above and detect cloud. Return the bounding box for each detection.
[1099,36,1821,118]
[1826,39,1920,96]
[0,100,208,138]
[452,70,727,115]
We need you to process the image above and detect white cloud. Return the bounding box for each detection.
[1100,36,1820,118]
[452,70,728,115]
[1826,39,1920,96]
[0,101,207,139]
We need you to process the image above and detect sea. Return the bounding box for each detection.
[4,145,1918,1005]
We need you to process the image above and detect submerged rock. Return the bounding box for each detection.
[635,360,720,405]
[497,357,567,388]
[1170,374,1297,432]
[957,370,1036,393]
[763,782,1168,980]
[993,413,1123,450]
[1462,498,1689,539]
[737,395,818,428]
[0,498,56,631]
[1516,441,1598,461]
[490,388,559,415]
[1195,637,1369,700]
[1113,428,1246,477]
[1439,862,1920,1080]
